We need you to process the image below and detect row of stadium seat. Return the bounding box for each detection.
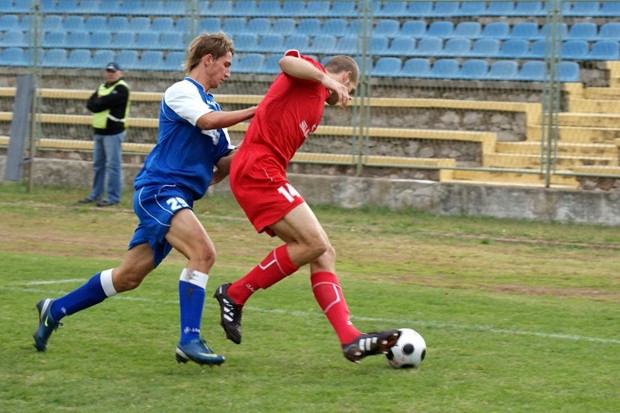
[6,0,620,18]
[0,46,581,83]
[2,14,619,43]
[2,29,617,62]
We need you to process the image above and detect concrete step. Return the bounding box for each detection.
[557,112,620,128]
[526,125,620,143]
[450,169,578,188]
[567,98,620,114]
[483,153,618,169]
[495,141,618,157]
[584,87,620,100]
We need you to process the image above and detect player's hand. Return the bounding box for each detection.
[323,77,351,108]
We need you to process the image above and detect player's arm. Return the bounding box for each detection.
[195,106,256,131]
[210,148,237,186]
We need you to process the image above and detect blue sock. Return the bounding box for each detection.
[51,270,117,321]
[178,268,208,344]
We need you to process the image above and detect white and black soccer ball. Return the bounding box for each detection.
[385,328,426,369]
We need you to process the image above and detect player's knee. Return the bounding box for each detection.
[113,272,143,292]
[307,239,332,261]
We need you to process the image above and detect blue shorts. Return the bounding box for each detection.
[129,184,194,267]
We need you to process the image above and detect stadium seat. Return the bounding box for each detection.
[127,17,151,32]
[375,1,408,18]
[497,38,530,58]
[539,23,568,40]
[322,19,349,37]
[481,22,510,39]
[466,38,500,58]
[206,1,233,16]
[255,0,283,17]
[515,61,545,81]
[66,31,91,49]
[43,48,68,68]
[415,37,443,57]
[587,40,620,61]
[234,53,264,73]
[327,1,356,17]
[85,16,108,32]
[558,61,580,82]
[371,36,389,55]
[297,19,322,37]
[152,17,175,33]
[62,15,85,32]
[525,39,548,59]
[281,0,305,16]
[256,33,285,53]
[307,34,337,54]
[386,37,417,56]
[457,59,489,80]
[0,47,29,66]
[139,51,164,70]
[485,1,516,16]
[89,32,112,49]
[562,40,589,60]
[374,20,401,38]
[405,1,433,17]
[284,34,310,51]
[427,21,454,38]
[401,20,426,38]
[432,1,459,17]
[459,1,487,16]
[163,51,185,72]
[598,23,620,40]
[566,1,601,17]
[259,54,282,74]
[599,1,620,16]
[0,15,20,31]
[336,36,358,54]
[46,0,78,12]
[13,0,31,12]
[247,18,272,35]
[200,17,222,33]
[486,60,518,80]
[117,50,140,71]
[135,32,160,50]
[452,22,482,39]
[42,15,63,31]
[160,32,184,51]
[513,1,544,16]
[222,17,248,35]
[108,16,129,32]
[66,49,92,68]
[233,0,258,16]
[428,59,460,79]
[442,38,471,57]
[91,49,116,69]
[175,17,191,32]
[272,18,297,36]
[1,31,27,47]
[401,57,431,78]
[511,22,539,40]
[110,32,136,49]
[567,22,598,41]
[78,0,101,14]
[43,31,66,48]
[119,0,142,15]
[234,33,259,52]
[372,57,402,77]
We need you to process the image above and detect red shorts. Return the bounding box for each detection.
[229,152,305,235]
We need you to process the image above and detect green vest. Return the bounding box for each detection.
[92,80,130,129]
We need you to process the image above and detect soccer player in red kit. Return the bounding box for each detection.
[214,50,400,363]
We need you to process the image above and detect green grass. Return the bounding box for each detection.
[0,183,619,413]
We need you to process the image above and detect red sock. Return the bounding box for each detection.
[228,245,298,305]
[311,271,361,344]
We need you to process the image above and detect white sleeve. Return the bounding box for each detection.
[164,81,212,126]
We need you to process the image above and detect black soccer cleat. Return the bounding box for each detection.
[342,329,401,363]
[33,298,62,352]
[213,283,243,344]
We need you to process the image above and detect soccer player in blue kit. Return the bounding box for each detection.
[32,33,256,366]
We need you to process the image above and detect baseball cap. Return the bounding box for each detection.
[105,62,121,72]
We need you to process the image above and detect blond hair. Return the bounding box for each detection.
[184,32,235,75]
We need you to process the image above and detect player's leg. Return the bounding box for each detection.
[33,243,155,352]
[165,208,224,365]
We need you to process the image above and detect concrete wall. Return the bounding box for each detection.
[3,156,619,227]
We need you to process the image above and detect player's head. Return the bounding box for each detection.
[324,55,359,105]
[185,32,236,88]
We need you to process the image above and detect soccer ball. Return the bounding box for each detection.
[385,328,426,369]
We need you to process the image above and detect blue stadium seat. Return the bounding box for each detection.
[78,0,101,14]
[468,38,500,58]
[307,34,337,54]
[336,36,358,54]
[259,54,282,74]
[233,0,258,16]
[13,0,32,12]
[328,1,356,17]
[108,16,129,32]
[513,1,544,16]
[43,31,66,48]
[558,61,580,82]
[234,33,259,52]
[372,57,402,77]
[515,61,545,81]
[566,1,601,17]
[405,1,433,17]
[459,1,487,16]
[322,19,349,37]
[66,49,92,68]
[428,59,460,79]
[234,53,264,73]
[42,15,63,31]
[0,47,29,66]
[62,15,85,32]
[598,23,620,40]
[127,17,151,32]
[222,17,248,34]
[139,51,164,70]
[432,2,460,17]
[0,15,20,31]
[206,1,233,16]
[427,21,454,38]
[301,1,331,16]
[247,18,272,35]
[539,23,568,40]
[374,20,401,38]
[135,32,160,50]
[415,37,443,57]
[110,32,135,49]
[163,51,185,72]
[457,59,489,80]
[255,0,283,17]
[497,38,530,58]
[66,31,91,49]
[297,19,322,37]
[401,20,426,38]
[116,50,139,70]
[442,38,471,57]
[160,32,183,51]
[120,0,143,15]
[562,40,589,60]
[452,22,482,39]
[481,22,510,39]
[272,18,297,36]
[281,0,305,17]
[200,17,222,33]
[43,48,68,68]
[375,1,408,18]
[485,1,515,16]
[587,40,620,61]
[1,31,27,47]
[525,39,547,59]
[401,57,431,78]
[386,37,417,56]
[152,17,175,33]
[256,33,284,53]
[85,16,108,32]
[284,34,310,51]
[91,49,116,69]
[371,36,389,55]
[89,32,112,49]
[599,1,620,16]
[511,22,539,40]
[567,22,598,41]
[487,60,518,80]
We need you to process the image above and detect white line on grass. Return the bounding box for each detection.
[7,284,620,345]
[26,279,86,285]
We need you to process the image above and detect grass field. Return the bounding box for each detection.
[0,183,618,413]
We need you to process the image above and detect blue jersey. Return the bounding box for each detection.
[134,77,234,200]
